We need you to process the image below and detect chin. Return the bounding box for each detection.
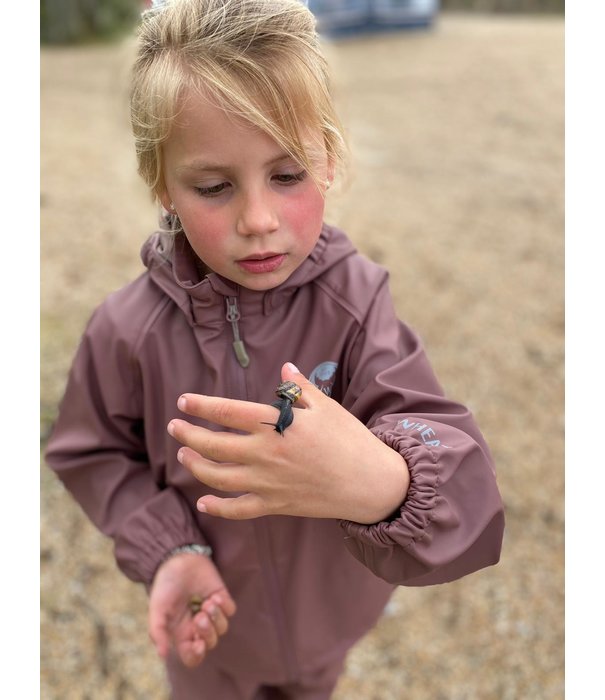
[241,277,284,292]
[241,269,292,291]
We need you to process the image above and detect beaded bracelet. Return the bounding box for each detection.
[167,543,213,559]
[152,543,213,585]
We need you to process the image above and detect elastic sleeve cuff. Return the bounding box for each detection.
[113,489,209,585]
[339,433,441,548]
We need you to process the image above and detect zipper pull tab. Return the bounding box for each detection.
[225,298,250,368]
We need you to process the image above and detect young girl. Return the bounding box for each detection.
[45,0,505,697]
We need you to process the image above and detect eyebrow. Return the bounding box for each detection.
[176,153,295,173]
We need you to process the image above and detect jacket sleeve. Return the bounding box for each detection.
[338,275,505,586]
[44,304,208,586]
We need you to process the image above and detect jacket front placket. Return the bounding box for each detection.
[188,279,300,682]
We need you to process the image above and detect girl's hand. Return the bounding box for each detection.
[167,363,409,524]
[148,552,236,668]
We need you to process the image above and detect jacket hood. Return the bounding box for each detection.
[140,223,357,326]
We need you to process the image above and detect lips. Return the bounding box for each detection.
[236,253,286,274]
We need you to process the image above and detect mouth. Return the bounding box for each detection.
[236,253,286,274]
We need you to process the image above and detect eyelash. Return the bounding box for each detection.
[195,183,228,197]
[273,170,307,185]
[195,171,307,198]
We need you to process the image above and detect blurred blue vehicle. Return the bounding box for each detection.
[307,0,439,34]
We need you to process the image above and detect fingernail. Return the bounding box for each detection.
[177,448,185,464]
[177,395,187,411]
[167,421,175,437]
[197,501,207,513]
[286,362,299,373]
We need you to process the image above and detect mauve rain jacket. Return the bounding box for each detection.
[45,224,504,682]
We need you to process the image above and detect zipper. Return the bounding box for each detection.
[225,297,250,368]
[224,298,296,679]
[224,297,297,678]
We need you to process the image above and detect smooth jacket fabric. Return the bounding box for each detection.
[46,224,504,684]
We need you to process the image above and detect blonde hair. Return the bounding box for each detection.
[130,0,347,200]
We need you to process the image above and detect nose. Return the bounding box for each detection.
[236,188,279,237]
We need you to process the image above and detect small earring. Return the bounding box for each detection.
[170,202,176,212]
[325,179,332,190]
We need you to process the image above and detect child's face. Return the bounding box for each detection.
[160,90,330,291]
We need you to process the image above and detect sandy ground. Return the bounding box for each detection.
[41,13,564,699]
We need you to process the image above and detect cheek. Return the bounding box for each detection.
[182,208,229,250]
[283,190,325,241]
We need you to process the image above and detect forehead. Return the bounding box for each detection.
[165,89,284,162]
[164,87,326,169]
[174,88,265,136]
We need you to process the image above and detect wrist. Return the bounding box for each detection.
[349,448,409,525]
[153,543,213,581]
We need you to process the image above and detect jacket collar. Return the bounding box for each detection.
[141,223,356,325]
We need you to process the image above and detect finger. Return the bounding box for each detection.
[177,394,282,433]
[168,420,249,464]
[202,600,230,637]
[178,637,207,668]
[177,447,250,493]
[280,362,322,409]
[194,612,219,651]
[209,591,237,618]
[197,493,267,520]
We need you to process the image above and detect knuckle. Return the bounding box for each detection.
[270,500,286,517]
[199,437,221,462]
[212,474,231,492]
[203,436,239,465]
[212,400,234,425]
[230,498,250,520]
[260,499,276,516]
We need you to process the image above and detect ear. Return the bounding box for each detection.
[327,157,335,184]
[157,186,173,214]
[325,157,336,190]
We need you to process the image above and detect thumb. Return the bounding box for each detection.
[280,362,321,408]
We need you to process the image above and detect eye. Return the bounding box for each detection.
[195,182,231,197]
[273,170,307,186]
